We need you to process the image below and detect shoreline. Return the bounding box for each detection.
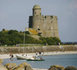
[0,51,77,59]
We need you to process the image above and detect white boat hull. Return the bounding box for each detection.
[16,55,27,60]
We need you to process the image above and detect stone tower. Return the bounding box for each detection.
[33,5,41,16]
[29,5,59,38]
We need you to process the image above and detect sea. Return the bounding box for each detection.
[3,54,77,69]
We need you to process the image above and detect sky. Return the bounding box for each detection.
[0,0,77,42]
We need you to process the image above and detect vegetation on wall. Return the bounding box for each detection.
[0,29,61,46]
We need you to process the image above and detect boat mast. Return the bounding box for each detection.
[24,31,25,45]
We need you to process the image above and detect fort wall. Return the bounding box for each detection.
[0,45,77,54]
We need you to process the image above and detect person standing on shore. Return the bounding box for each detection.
[10,54,14,61]
[39,52,41,55]
[36,52,38,55]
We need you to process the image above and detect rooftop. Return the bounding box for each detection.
[33,5,41,9]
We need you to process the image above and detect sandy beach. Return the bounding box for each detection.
[0,51,77,59]
[0,51,77,70]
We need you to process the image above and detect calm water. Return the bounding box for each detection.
[3,54,77,69]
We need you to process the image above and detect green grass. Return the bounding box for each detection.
[0,44,44,47]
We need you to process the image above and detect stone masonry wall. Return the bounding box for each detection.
[0,45,77,54]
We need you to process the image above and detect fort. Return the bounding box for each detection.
[26,5,59,38]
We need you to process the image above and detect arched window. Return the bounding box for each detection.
[38,28,40,30]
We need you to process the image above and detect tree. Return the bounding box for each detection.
[2,29,5,31]
[39,37,61,45]
[25,31,30,34]
[47,37,61,45]
[0,30,61,46]
[8,30,18,34]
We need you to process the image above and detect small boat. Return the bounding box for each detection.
[26,56,45,61]
[16,55,35,60]
[16,55,27,60]
[26,58,45,61]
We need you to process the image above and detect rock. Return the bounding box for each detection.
[0,64,8,70]
[14,66,24,70]
[65,66,77,70]
[5,63,17,70]
[48,65,65,70]
[4,62,33,70]
[14,62,33,70]
[0,59,4,64]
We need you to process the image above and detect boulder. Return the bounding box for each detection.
[0,64,8,70]
[48,65,65,70]
[14,66,24,70]
[0,59,4,64]
[65,66,77,70]
[5,63,17,70]
[14,62,33,70]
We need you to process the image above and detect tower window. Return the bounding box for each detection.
[39,33,41,34]
[35,12,36,14]
[40,13,41,15]
[45,16,46,18]
[51,16,53,18]
[38,28,40,30]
